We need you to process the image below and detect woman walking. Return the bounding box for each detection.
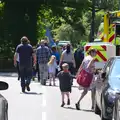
[75,48,97,110]
[59,44,76,75]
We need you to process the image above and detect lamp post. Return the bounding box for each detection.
[90,0,95,42]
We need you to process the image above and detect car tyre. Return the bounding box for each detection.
[101,112,110,120]
[94,102,101,115]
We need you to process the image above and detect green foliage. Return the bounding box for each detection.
[53,24,88,47]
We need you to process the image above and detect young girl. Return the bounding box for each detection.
[57,63,74,107]
[48,55,58,86]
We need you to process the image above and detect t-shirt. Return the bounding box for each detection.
[82,55,95,74]
[62,50,74,63]
[16,44,33,67]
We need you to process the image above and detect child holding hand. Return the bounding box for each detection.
[57,63,74,107]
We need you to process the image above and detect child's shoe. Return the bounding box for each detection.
[61,102,65,107]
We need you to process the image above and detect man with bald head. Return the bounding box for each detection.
[36,39,51,85]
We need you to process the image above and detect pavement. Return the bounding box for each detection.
[0,73,101,120]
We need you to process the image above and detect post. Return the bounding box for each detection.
[119,0,120,10]
[90,0,95,42]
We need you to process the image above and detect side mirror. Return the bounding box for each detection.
[101,72,106,79]
[0,81,8,90]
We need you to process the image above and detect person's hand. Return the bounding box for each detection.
[33,64,36,69]
[14,62,17,67]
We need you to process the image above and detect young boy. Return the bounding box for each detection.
[57,63,74,107]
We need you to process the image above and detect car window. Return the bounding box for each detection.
[103,58,114,75]
[111,59,120,77]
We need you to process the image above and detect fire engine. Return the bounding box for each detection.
[84,11,120,69]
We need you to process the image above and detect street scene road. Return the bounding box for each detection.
[0,73,100,120]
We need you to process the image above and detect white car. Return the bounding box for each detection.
[0,81,8,120]
[58,41,71,47]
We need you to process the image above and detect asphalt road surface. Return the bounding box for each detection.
[0,73,101,120]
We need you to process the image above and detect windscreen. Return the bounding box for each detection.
[111,59,120,77]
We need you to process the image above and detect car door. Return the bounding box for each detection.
[96,58,114,108]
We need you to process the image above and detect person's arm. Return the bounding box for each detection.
[14,52,18,67]
[14,46,19,67]
[76,60,84,77]
[32,53,36,66]
[32,48,36,66]
[72,53,76,68]
[59,52,64,66]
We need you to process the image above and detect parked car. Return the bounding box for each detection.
[95,56,120,120]
[58,40,71,47]
[0,81,8,120]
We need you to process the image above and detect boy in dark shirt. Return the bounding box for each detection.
[57,63,74,107]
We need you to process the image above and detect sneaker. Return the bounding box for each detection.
[75,103,80,110]
[26,86,30,91]
[67,99,70,105]
[61,102,65,107]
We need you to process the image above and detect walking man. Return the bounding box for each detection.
[14,36,36,92]
[37,40,51,85]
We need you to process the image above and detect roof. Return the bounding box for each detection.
[85,42,115,46]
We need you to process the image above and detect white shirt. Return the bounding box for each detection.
[48,61,58,74]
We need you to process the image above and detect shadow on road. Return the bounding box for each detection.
[63,106,77,111]
[0,73,18,77]
[20,92,43,95]
[63,107,94,112]
[81,109,94,112]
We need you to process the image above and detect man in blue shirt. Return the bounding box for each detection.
[14,36,36,92]
[36,40,51,85]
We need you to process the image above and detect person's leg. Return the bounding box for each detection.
[20,66,25,92]
[91,88,96,110]
[26,66,32,91]
[49,73,52,86]
[66,92,70,105]
[61,92,65,107]
[42,64,48,85]
[53,73,56,86]
[17,61,20,80]
[39,64,44,85]
[75,88,88,110]
[36,61,40,82]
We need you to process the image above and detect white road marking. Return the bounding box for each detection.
[42,112,46,120]
[42,86,47,120]
[42,86,47,107]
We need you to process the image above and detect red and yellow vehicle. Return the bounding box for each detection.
[84,11,120,69]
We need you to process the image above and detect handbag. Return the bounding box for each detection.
[76,69,93,87]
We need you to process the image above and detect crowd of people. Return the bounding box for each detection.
[14,36,97,110]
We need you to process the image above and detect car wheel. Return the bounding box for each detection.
[101,114,110,120]
[95,102,101,115]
